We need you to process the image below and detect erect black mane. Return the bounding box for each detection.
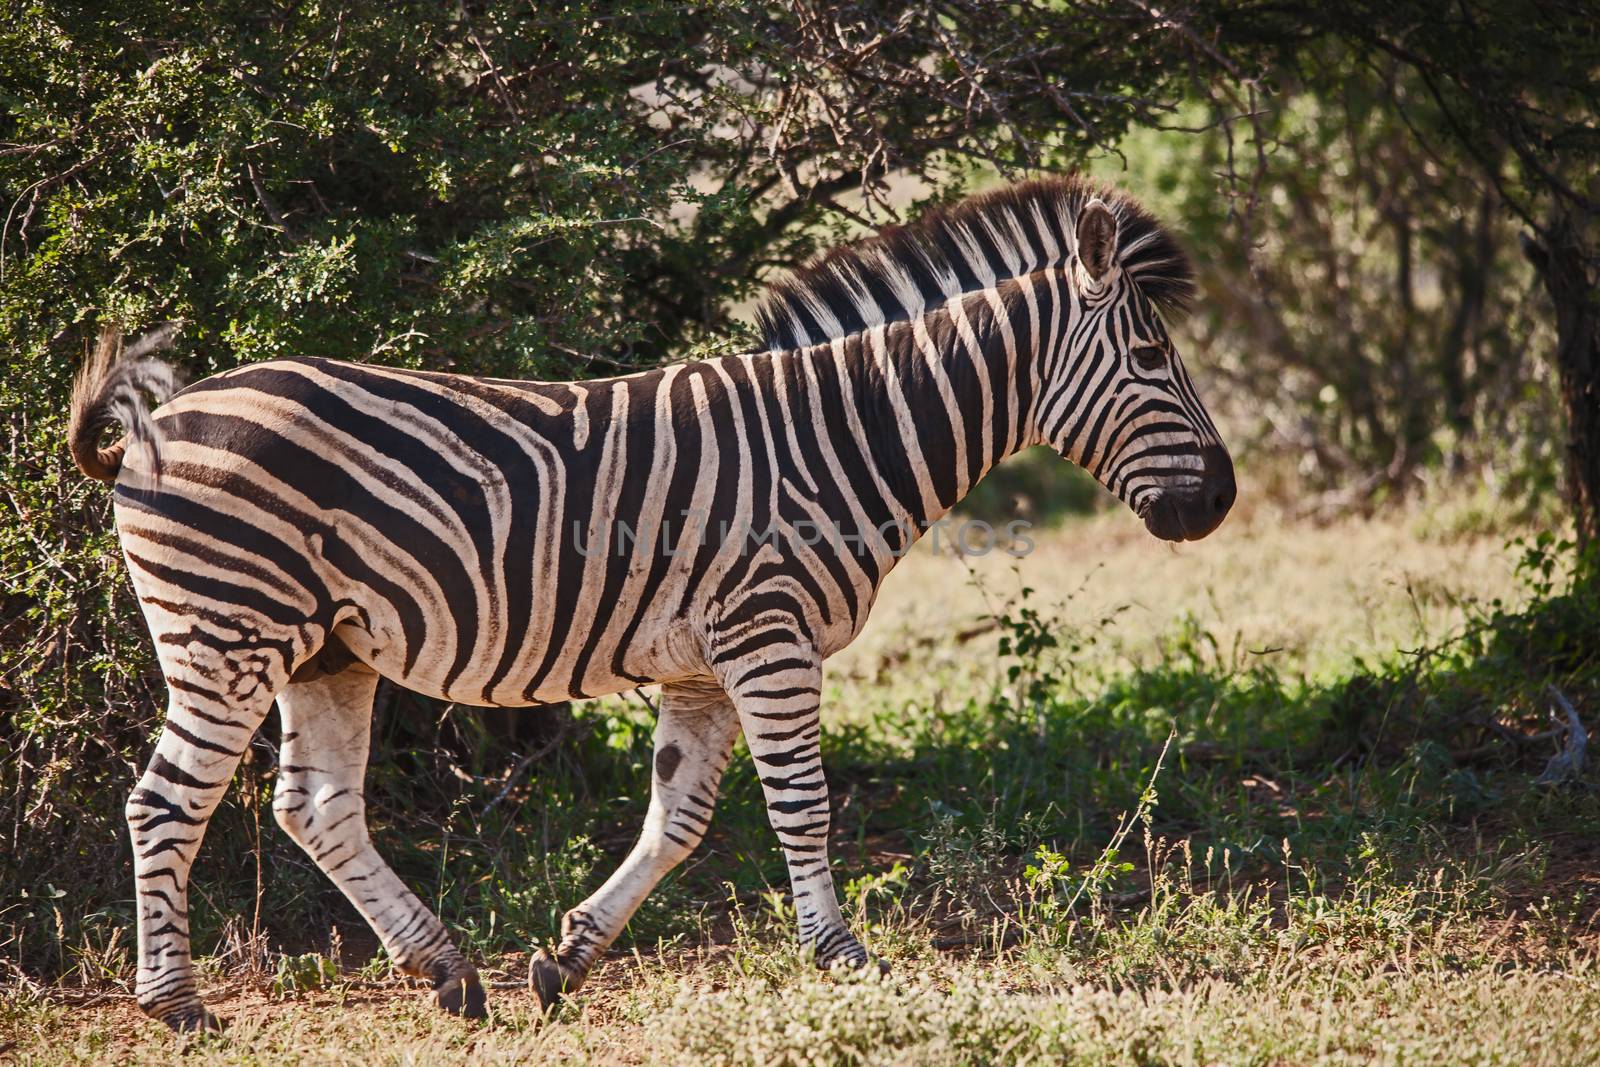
[754,175,1196,352]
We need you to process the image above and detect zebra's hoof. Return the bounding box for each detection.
[528,949,581,1012]
[159,1004,226,1034]
[822,949,889,977]
[434,967,487,1020]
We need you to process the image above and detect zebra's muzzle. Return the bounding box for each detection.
[1140,445,1236,542]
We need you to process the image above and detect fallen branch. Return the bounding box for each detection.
[1535,686,1587,786]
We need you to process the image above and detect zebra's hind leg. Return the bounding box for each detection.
[529,678,740,1010]
[272,661,485,1019]
[126,663,280,1031]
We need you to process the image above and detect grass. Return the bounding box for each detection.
[2,475,1597,1064]
[5,837,1597,1064]
[838,465,1546,703]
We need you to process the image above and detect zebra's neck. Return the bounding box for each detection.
[788,270,1060,539]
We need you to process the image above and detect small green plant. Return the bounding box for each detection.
[982,568,1125,730]
[1020,844,1085,929]
[722,884,811,982]
[844,862,910,919]
[271,953,339,1000]
[1513,531,1577,599]
[998,591,1061,702]
[1019,733,1172,944]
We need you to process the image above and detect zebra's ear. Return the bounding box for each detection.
[1076,198,1119,283]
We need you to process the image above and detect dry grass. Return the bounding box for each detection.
[6,880,1596,1066]
[831,472,1538,713]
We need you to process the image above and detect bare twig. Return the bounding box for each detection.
[246,160,294,235]
[1535,686,1587,786]
[477,721,573,821]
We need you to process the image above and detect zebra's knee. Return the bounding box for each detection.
[123,784,147,832]
[271,786,312,843]
[274,781,366,848]
[645,818,707,868]
[125,778,200,844]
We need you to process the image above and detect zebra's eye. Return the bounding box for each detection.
[1132,345,1166,372]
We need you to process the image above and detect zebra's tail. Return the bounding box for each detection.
[68,323,183,483]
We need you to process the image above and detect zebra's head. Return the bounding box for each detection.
[752,176,1233,542]
[1035,196,1234,543]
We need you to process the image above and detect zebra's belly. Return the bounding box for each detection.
[329,594,712,708]
[328,564,878,707]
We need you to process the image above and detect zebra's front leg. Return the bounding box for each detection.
[530,678,740,1010]
[718,644,874,971]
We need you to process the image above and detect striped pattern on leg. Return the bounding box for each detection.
[272,663,484,1017]
[718,637,869,969]
[530,678,741,1008]
[127,689,277,1031]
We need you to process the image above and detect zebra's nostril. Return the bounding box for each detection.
[1198,444,1236,519]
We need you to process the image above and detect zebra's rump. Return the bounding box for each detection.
[110,356,719,707]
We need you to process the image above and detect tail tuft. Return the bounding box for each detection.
[68,323,184,483]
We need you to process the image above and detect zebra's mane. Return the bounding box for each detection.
[754,176,1195,352]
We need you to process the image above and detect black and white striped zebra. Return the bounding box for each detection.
[68,176,1234,1031]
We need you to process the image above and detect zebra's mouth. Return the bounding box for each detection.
[1136,445,1237,543]
[1139,495,1190,542]
[1139,486,1233,542]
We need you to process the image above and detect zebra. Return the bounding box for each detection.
[68,176,1234,1032]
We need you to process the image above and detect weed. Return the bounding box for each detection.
[271,953,339,1000]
